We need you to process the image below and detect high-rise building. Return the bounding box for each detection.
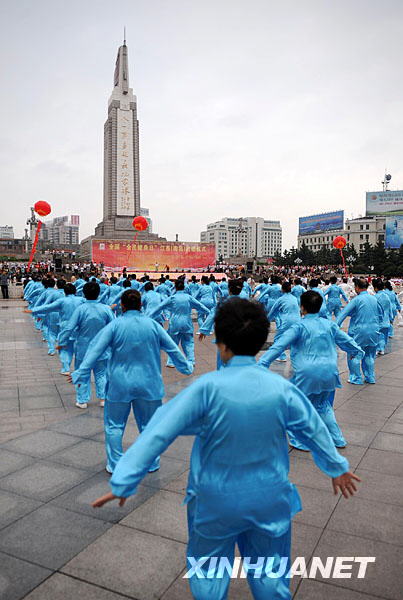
[200,217,282,260]
[40,215,80,247]
[95,39,141,239]
[0,225,14,239]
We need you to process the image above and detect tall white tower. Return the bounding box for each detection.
[95,39,141,238]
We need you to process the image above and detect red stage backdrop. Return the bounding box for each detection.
[92,239,216,270]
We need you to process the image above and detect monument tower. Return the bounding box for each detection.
[95,38,141,239]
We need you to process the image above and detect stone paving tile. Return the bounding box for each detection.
[48,439,107,472]
[62,524,186,600]
[121,489,188,543]
[293,485,340,528]
[0,429,82,458]
[0,505,111,570]
[0,552,51,600]
[47,414,105,438]
[50,471,158,523]
[331,422,378,447]
[0,489,42,529]
[0,460,89,502]
[296,580,383,600]
[0,449,35,478]
[354,468,403,506]
[358,448,403,477]
[370,431,403,453]
[20,395,63,410]
[327,496,403,546]
[312,529,403,599]
[23,573,129,600]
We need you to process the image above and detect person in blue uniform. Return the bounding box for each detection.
[258,275,282,317]
[217,277,229,300]
[259,290,364,449]
[324,276,349,318]
[149,279,210,366]
[141,281,164,325]
[25,283,85,374]
[372,279,393,355]
[195,276,216,329]
[71,289,193,473]
[308,278,330,319]
[36,278,60,355]
[290,278,306,304]
[268,281,300,362]
[91,298,360,600]
[252,277,269,301]
[188,276,200,297]
[58,282,114,408]
[336,278,382,385]
[384,280,401,337]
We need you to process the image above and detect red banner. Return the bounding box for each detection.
[92,239,216,271]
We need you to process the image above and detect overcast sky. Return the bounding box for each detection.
[1,0,402,249]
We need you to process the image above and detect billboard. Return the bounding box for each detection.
[91,239,216,270]
[299,211,344,235]
[366,191,403,216]
[385,216,403,249]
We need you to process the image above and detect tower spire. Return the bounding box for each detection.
[123,26,126,45]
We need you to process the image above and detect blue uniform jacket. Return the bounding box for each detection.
[149,291,210,334]
[259,313,364,395]
[71,310,193,402]
[58,300,114,361]
[110,356,349,539]
[336,291,381,347]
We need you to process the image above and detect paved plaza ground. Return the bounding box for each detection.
[0,294,402,599]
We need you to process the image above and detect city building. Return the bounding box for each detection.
[345,215,385,250]
[140,207,152,233]
[297,215,386,252]
[0,225,14,239]
[40,215,80,247]
[200,217,282,260]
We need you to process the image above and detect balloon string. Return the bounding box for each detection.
[339,248,347,276]
[27,221,42,270]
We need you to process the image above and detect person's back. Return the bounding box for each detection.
[340,291,380,346]
[95,298,359,600]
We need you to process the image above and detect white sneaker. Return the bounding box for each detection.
[61,371,70,376]
[105,465,113,474]
[75,402,88,409]
[166,364,175,368]
[275,358,287,362]
[99,400,105,407]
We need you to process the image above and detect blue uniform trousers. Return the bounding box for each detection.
[59,339,75,373]
[288,391,346,450]
[104,399,162,473]
[327,302,342,318]
[74,355,107,404]
[186,498,292,600]
[166,332,195,366]
[347,345,377,384]
[377,327,389,353]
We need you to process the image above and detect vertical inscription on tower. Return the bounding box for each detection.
[116,108,135,216]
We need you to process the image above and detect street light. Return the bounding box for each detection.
[294,257,302,265]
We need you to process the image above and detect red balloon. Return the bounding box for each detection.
[34,200,51,217]
[333,235,347,250]
[132,216,148,231]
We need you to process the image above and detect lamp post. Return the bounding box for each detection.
[236,218,247,257]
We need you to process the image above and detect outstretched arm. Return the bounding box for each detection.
[336,298,355,327]
[93,379,207,505]
[258,325,299,368]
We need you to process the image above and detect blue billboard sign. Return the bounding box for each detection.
[299,211,344,235]
[385,216,403,249]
